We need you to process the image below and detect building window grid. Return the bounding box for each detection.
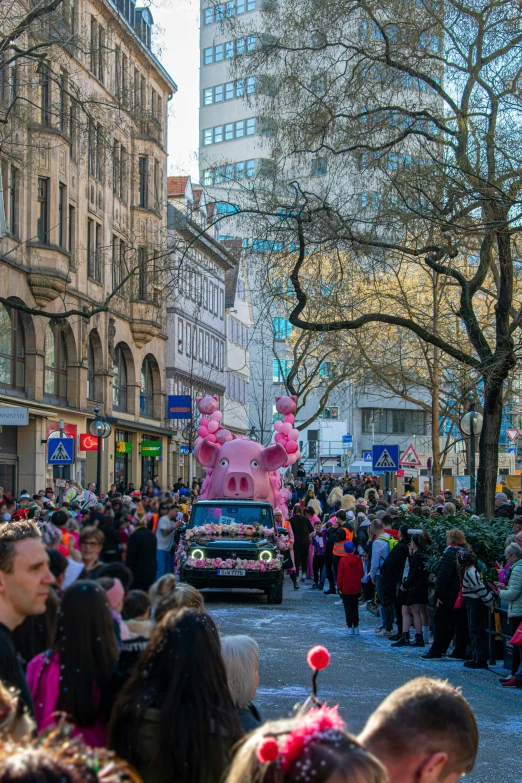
[203,118,256,146]
[202,35,256,66]
[362,408,427,434]
[113,346,127,411]
[203,0,255,23]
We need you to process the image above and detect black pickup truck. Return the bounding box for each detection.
[180,499,283,604]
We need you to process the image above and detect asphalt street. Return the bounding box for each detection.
[206,576,521,783]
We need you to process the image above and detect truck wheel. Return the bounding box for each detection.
[266,580,283,604]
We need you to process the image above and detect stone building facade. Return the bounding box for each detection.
[0,0,176,494]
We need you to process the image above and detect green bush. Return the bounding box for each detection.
[396,513,513,581]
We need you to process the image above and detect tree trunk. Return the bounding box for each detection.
[430,274,441,495]
[476,378,503,517]
[430,359,442,496]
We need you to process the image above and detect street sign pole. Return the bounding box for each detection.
[97,427,103,497]
[58,418,64,506]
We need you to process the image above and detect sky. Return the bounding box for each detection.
[153,0,201,181]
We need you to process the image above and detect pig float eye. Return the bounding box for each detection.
[220,459,229,467]
[250,460,259,467]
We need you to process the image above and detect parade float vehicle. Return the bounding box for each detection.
[178,395,301,604]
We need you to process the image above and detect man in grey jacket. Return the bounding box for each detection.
[370,519,394,636]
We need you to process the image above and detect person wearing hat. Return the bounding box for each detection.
[337,541,365,634]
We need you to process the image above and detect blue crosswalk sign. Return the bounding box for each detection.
[372,444,399,472]
[48,437,74,465]
[363,451,372,461]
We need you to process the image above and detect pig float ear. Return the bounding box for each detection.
[263,443,288,471]
[197,438,219,468]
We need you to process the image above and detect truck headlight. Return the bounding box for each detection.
[191,548,205,560]
[259,550,273,562]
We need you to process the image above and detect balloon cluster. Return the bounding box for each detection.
[195,396,236,449]
[273,395,301,467]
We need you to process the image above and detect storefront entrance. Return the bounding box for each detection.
[114,430,132,491]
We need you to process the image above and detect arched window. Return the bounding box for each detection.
[140,358,153,417]
[45,323,67,398]
[113,345,127,411]
[87,336,96,400]
[0,303,25,389]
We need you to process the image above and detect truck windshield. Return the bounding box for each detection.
[190,504,273,529]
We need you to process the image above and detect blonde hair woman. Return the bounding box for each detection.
[221,635,261,733]
[341,493,356,511]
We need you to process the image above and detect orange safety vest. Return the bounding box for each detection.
[333,527,354,558]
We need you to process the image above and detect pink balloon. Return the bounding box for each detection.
[195,437,203,448]
[198,425,208,437]
[207,420,219,433]
[286,440,298,453]
[206,433,217,443]
[288,429,300,441]
[216,428,233,444]
[274,433,286,444]
[211,411,223,422]
[284,414,295,424]
[287,453,298,464]
[274,420,284,432]
[199,418,210,428]
[281,422,292,435]
[295,450,301,460]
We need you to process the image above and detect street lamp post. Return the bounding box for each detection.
[459,399,483,511]
[89,407,112,497]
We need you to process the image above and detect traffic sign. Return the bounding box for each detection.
[399,443,422,467]
[508,447,517,454]
[363,451,372,462]
[79,434,99,451]
[372,444,399,471]
[342,435,353,445]
[47,437,74,465]
[507,429,519,441]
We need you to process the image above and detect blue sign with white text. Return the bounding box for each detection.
[342,435,353,447]
[372,444,399,472]
[47,437,74,465]
[167,395,192,419]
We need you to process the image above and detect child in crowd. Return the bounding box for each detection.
[337,541,365,634]
[311,520,326,590]
[117,590,154,681]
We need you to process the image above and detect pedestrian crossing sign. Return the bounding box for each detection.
[372,444,399,472]
[47,437,74,465]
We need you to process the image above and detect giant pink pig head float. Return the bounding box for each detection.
[196,438,288,503]
[275,395,297,415]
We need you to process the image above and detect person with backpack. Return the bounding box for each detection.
[421,529,469,660]
[380,524,411,641]
[369,519,396,637]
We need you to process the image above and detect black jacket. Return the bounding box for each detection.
[0,622,34,715]
[494,502,515,520]
[237,703,262,733]
[126,526,157,591]
[434,545,463,606]
[380,539,409,597]
[402,551,429,605]
[290,515,313,545]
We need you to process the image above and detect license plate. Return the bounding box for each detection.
[217,569,245,576]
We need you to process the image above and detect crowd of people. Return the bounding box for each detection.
[0,468,519,781]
